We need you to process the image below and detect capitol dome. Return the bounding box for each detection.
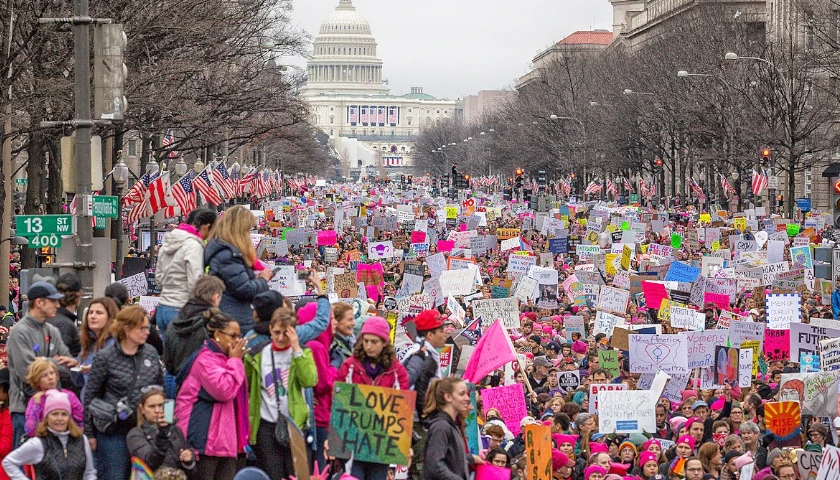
[301,0,390,97]
[319,0,372,35]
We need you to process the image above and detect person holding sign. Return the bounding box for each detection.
[336,316,410,479]
[422,377,482,480]
[245,305,318,480]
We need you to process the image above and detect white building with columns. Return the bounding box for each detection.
[300,0,461,177]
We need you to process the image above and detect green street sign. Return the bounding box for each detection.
[94,216,107,229]
[15,215,74,236]
[14,178,27,185]
[27,234,62,248]
[92,195,119,218]
[629,194,639,203]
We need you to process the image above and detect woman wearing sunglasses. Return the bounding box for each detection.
[175,309,249,480]
[83,305,164,480]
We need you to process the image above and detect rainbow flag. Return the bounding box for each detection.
[129,457,154,480]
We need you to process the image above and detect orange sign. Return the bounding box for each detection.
[765,401,802,446]
[524,424,552,480]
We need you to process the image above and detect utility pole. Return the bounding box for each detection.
[40,0,117,304]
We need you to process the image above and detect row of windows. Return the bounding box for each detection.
[317,106,450,115]
[316,45,373,56]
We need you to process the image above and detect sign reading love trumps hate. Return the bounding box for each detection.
[328,383,416,465]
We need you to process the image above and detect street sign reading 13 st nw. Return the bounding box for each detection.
[15,215,74,236]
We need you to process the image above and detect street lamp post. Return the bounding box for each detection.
[112,153,129,280]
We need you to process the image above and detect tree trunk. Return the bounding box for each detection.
[21,125,46,270]
[46,135,62,214]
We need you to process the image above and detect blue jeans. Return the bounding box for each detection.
[11,412,25,448]
[95,431,130,480]
[155,304,181,337]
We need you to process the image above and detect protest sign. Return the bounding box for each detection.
[599,349,620,378]
[729,321,765,349]
[664,262,701,283]
[738,349,753,388]
[779,372,840,417]
[328,383,415,465]
[368,241,395,259]
[681,330,728,368]
[564,316,585,337]
[628,334,689,374]
[334,272,360,298]
[480,383,529,436]
[138,296,160,315]
[594,311,623,337]
[641,281,669,310]
[597,286,630,315]
[798,450,823,480]
[817,446,840,480]
[670,306,703,331]
[426,253,447,278]
[557,371,580,391]
[447,296,466,326]
[513,276,538,302]
[820,337,840,371]
[764,329,791,362]
[438,269,476,297]
[588,383,627,414]
[766,294,801,329]
[598,389,656,434]
[800,353,821,372]
[119,272,148,298]
[790,322,840,360]
[475,465,512,480]
[524,424,552,480]
[473,298,521,329]
[714,346,739,387]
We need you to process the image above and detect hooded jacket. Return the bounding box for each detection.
[422,410,470,480]
[297,301,336,428]
[156,225,206,309]
[204,239,269,332]
[7,315,70,414]
[163,298,213,375]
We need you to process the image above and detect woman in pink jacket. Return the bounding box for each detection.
[175,309,249,480]
[337,316,410,479]
[296,301,335,470]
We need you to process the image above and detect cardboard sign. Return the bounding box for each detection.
[119,272,148,299]
[588,383,627,414]
[523,424,552,480]
[779,372,840,417]
[597,286,630,315]
[629,334,689,374]
[599,349,620,378]
[798,450,823,480]
[791,322,840,360]
[816,446,840,480]
[765,401,803,447]
[481,383,528,436]
[473,298,521,330]
[598,389,656,434]
[328,383,416,465]
[766,294,801,329]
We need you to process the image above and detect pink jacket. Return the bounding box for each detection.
[297,302,336,428]
[337,356,409,391]
[175,341,249,458]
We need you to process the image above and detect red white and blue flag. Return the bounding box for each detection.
[687,175,705,199]
[751,169,768,195]
[147,173,170,214]
[162,130,177,159]
[721,174,736,195]
[170,171,196,215]
[623,177,635,193]
[194,169,222,206]
[584,181,602,195]
[240,168,256,194]
[211,162,235,199]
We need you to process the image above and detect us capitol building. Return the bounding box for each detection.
[300,0,462,179]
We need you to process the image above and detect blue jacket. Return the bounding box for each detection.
[204,239,269,332]
[832,288,840,319]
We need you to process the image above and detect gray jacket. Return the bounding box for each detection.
[7,315,70,413]
[156,227,206,308]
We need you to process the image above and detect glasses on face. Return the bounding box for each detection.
[141,385,164,394]
[218,330,243,340]
[779,475,795,480]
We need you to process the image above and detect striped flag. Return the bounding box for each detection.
[230,168,240,197]
[124,171,156,205]
[170,171,196,214]
[584,181,602,195]
[623,177,635,193]
[606,179,618,197]
[162,130,177,159]
[721,174,736,195]
[751,169,768,195]
[194,169,223,205]
[687,175,705,199]
[147,173,170,214]
[240,168,256,194]
[211,162,235,199]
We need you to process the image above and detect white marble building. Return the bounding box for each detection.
[300,0,461,176]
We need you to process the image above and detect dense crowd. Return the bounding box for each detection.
[0,182,835,480]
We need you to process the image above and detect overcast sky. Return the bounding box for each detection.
[287,0,613,99]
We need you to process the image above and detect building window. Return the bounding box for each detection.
[351,129,356,135]
[329,115,334,124]
[407,117,412,125]
[437,110,440,114]
[127,139,137,156]
[804,171,812,196]
[329,129,334,135]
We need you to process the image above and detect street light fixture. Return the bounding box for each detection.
[174,157,188,176]
[193,158,205,174]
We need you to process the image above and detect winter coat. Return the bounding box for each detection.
[0,408,11,480]
[175,339,249,458]
[404,344,439,418]
[47,308,81,358]
[422,410,470,480]
[6,315,70,414]
[337,356,409,391]
[833,288,840,319]
[163,298,213,375]
[296,297,335,428]
[244,347,317,444]
[156,225,206,309]
[83,342,164,436]
[74,334,114,401]
[204,239,269,332]
[2,430,96,480]
[126,421,195,473]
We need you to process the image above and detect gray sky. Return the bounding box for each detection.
[287,0,613,99]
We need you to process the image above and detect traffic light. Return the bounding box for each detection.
[537,170,547,191]
[777,194,784,209]
[503,189,512,201]
[653,158,663,170]
[515,168,523,190]
[833,178,840,227]
[93,24,128,120]
[464,174,470,188]
[762,148,772,163]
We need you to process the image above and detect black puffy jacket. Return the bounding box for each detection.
[204,239,269,332]
[163,298,213,375]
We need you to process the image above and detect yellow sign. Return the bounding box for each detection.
[711,241,720,251]
[742,339,760,376]
[605,253,618,276]
[621,245,632,271]
[445,206,458,219]
[497,228,520,240]
[733,218,746,231]
[699,214,711,223]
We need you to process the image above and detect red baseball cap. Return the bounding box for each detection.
[415,309,444,331]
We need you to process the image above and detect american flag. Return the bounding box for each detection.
[721,174,736,195]
[171,171,196,214]
[125,199,149,225]
[687,175,705,199]
[623,177,635,193]
[240,168,256,194]
[162,130,177,159]
[211,162,235,199]
[147,173,170,214]
[562,180,571,196]
[230,168,240,197]
[261,170,271,197]
[584,181,602,195]
[194,168,223,205]
[606,179,618,197]
[273,171,281,194]
[124,171,157,205]
[751,169,768,195]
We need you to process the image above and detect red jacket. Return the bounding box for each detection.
[0,408,12,480]
[337,356,410,391]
